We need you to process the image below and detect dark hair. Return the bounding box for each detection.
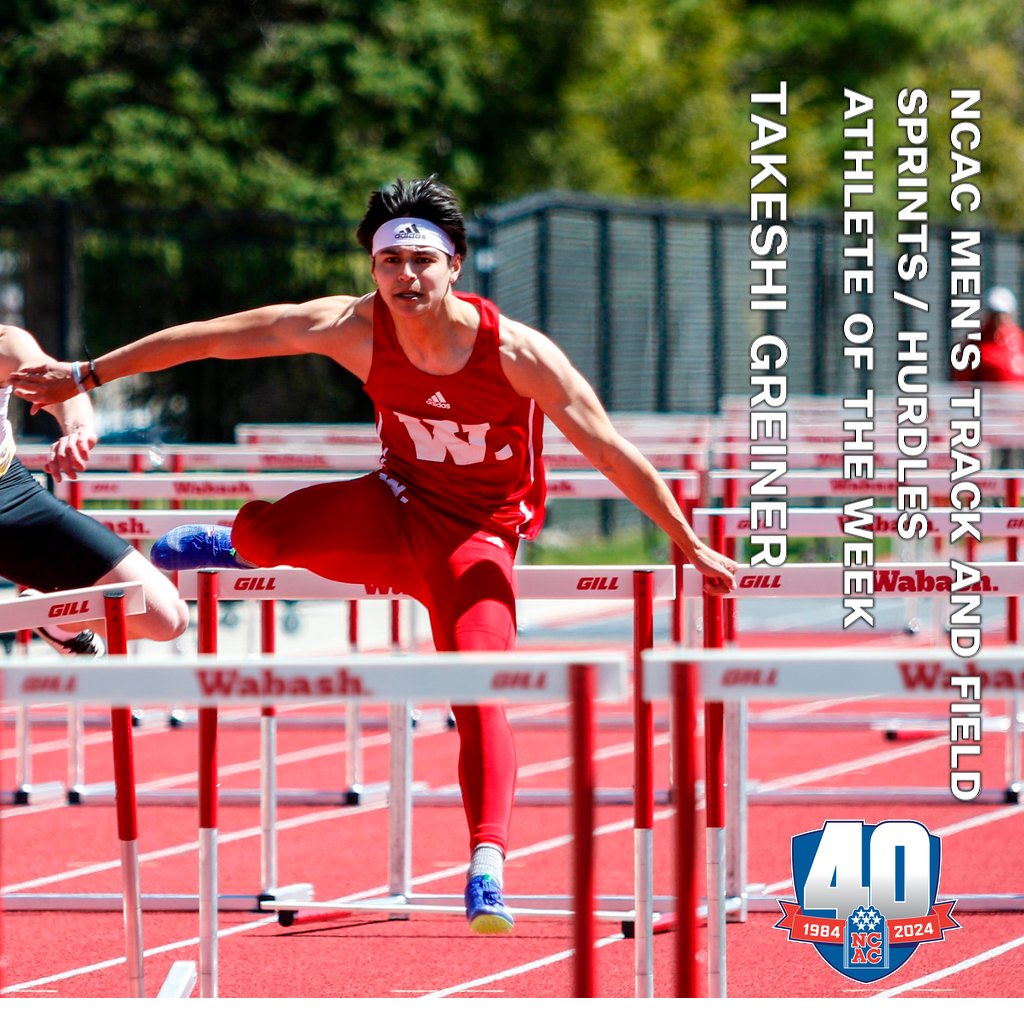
[356,176,467,258]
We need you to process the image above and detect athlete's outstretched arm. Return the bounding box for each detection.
[0,324,97,482]
[501,323,737,593]
[11,295,370,413]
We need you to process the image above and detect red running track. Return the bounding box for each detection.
[2,624,1024,1000]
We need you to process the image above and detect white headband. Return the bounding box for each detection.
[371,218,456,257]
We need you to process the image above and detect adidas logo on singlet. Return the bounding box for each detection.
[395,223,428,241]
[425,391,451,409]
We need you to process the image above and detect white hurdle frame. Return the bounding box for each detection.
[679,561,1024,801]
[692,506,1024,738]
[174,565,675,1000]
[0,583,147,806]
[678,560,1024,946]
[54,470,700,793]
[643,647,1024,999]
[2,649,626,998]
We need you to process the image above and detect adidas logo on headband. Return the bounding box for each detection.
[371,217,456,257]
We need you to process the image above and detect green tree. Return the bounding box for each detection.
[0,0,598,436]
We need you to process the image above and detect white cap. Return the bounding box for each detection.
[984,286,1018,315]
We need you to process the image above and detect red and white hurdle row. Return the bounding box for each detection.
[693,505,1024,645]
[0,583,628,999]
[4,565,1019,995]
[1,568,675,1000]
[643,643,1024,998]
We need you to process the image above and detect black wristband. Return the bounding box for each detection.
[84,359,102,388]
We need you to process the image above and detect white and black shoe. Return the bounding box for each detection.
[34,625,106,657]
[19,588,106,657]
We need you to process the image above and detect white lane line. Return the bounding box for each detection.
[0,699,594,817]
[0,726,644,893]
[2,677,1014,996]
[423,933,627,999]
[871,932,1024,998]
[754,736,946,792]
[758,801,1024,896]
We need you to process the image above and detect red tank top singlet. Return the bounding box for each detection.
[364,291,546,541]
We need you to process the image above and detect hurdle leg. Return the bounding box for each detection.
[344,697,364,802]
[257,600,279,893]
[259,705,278,891]
[198,708,219,997]
[12,704,31,802]
[705,704,726,998]
[67,704,85,800]
[9,628,65,804]
[571,664,597,998]
[632,570,655,998]
[672,662,700,998]
[1007,695,1023,800]
[345,600,365,802]
[669,475,690,647]
[703,592,727,998]
[198,571,220,997]
[725,702,748,922]
[1007,480,1020,799]
[387,700,414,912]
[1008,480,1020,645]
[720,463,738,645]
[387,597,413,910]
[105,592,145,998]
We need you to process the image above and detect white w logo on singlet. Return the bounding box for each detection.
[394,413,491,465]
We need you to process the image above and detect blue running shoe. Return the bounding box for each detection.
[464,875,514,935]
[151,525,249,571]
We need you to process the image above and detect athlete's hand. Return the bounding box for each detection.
[45,427,97,484]
[689,542,739,596]
[9,361,78,414]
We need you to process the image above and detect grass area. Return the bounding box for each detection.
[524,529,668,565]
[525,531,897,566]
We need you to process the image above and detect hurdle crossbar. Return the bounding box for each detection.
[0,582,147,807]
[643,646,1024,999]
[692,506,1024,538]
[679,562,1024,800]
[176,565,674,999]
[3,650,625,998]
[62,469,702,505]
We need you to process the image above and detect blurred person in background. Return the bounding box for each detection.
[955,285,1024,384]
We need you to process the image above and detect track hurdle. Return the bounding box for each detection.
[693,505,1024,639]
[712,443,989,473]
[0,586,147,995]
[691,507,1024,749]
[643,646,1024,998]
[1,649,625,998]
[0,583,147,806]
[63,468,701,506]
[234,413,716,449]
[176,564,675,999]
[679,565,1024,802]
[1,580,315,920]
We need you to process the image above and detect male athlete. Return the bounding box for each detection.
[13,176,737,932]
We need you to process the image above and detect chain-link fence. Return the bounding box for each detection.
[462,191,1024,413]
[2,193,1022,446]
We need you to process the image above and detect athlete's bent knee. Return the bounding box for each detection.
[232,500,275,566]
